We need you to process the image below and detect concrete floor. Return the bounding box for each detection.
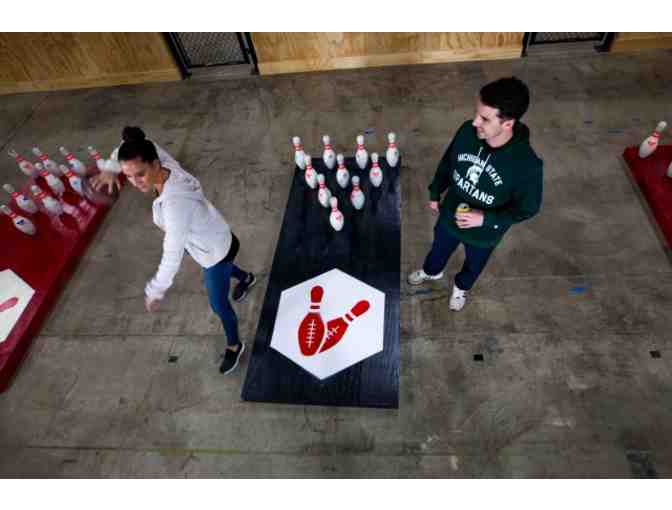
[1,49,672,478]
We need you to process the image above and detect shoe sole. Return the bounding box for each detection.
[233,275,257,303]
[407,272,444,285]
[221,342,246,375]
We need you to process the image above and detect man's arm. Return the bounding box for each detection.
[482,164,543,231]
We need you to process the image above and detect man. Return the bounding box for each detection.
[408,77,543,311]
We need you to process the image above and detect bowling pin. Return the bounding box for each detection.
[292,136,306,170]
[304,154,317,189]
[36,163,65,196]
[297,285,326,356]
[322,135,336,170]
[386,132,399,168]
[369,152,383,188]
[336,153,349,189]
[1,205,36,236]
[31,147,60,174]
[667,159,672,179]
[3,184,38,214]
[639,121,667,158]
[329,197,344,231]
[317,174,332,208]
[319,300,371,353]
[63,168,85,196]
[350,175,365,210]
[355,134,368,170]
[8,149,38,178]
[30,185,63,216]
[59,146,87,176]
[87,146,106,172]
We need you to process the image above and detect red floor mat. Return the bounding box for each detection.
[623,145,672,248]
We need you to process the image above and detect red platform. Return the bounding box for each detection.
[0,170,118,392]
[623,145,672,248]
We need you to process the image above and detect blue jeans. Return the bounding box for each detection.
[423,225,495,291]
[203,258,246,347]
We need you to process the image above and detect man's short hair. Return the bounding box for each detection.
[117,126,158,163]
[479,77,530,121]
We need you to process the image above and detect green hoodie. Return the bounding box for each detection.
[428,120,543,248]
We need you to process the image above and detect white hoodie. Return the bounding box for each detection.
[110,142,232,301]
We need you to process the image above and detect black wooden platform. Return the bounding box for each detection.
[241,155,400,408]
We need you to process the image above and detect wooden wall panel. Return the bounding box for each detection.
[251,33,524,75]
[611,32,672,52]
[0,33,181,95]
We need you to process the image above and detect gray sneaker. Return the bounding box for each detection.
[407,269,444,285]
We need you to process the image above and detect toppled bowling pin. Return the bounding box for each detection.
[32,147,60,174]
[336,153,349,189]
[350,175,365,210]
[322,135,336,170]
[1,205,36,236]
[317,174,332,208]
[355,134,368,170]
[329,197,344,231]
[8,149,38,178]
[369,152,383,188]
[36,163,65,196]
[319,300,371,353]
[3,184,38,214]
[304,154,317,189]
[638,121,667,158]
[59,146,87,176]
[292,136,306,170]
[386,132,399,168]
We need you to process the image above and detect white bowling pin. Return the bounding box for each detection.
[329,197,344,231]
[36,163,65,196]
[666,159,672,179]
[355,134,368,170]
[59,146,87,176]
[63,168,84,196]
[350,175,365,210]
[292,136,306,170]
[322,135,336,170]
[369,152,383,188]
[317,174,332,208]
[386,132,399,168]
[30,185,63,216]
[88,146,106,171]
[3,184,38,214]
[1,205,36,236]
[32,147,60,174]
[639,121,667,158]
[8,149,38,178]
[336,154,349,189]
[304,154,317,189]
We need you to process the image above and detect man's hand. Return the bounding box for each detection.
[145,296,161,313]
[90,172,121,194]
[428,201,439,214]
[455,209,484,229]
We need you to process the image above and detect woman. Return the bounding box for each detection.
[91,127,256,374]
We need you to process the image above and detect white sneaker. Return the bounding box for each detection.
[449,285,467,311]
[407,269,444,285]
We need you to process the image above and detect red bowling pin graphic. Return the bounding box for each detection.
[319,300,370,354]
[298,285,326,356]
[0,297,19,313]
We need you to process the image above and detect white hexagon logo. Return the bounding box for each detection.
[0,269,35,345]
[270,269,385,380]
